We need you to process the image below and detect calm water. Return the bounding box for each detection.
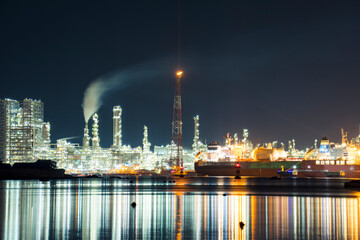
[0,177,359,239]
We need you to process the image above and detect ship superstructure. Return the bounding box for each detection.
[294,130,360,178]
[304,130,360,164]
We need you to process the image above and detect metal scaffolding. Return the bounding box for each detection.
[170,71,183,169]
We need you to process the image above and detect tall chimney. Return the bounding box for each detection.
[113,106,122,148]
[83,122,90,149]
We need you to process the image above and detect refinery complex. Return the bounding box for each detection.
[0,98,210,174]
[1,96,360,176]
[1,70,360,177]
[0,71,205,174]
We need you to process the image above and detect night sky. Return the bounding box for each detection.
[1,0,360,150]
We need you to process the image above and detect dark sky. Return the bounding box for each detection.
[1,0,360,149]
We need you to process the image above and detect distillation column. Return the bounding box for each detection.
[192,115,200,153]
[234,133,239,145]
[83,122,90,149]
[92,113,100,149]
[143,125,151,153]
[113,106,122,148]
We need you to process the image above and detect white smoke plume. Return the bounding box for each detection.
[82,59,169,123]
[82,77,119,122]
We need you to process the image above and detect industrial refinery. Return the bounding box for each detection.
[0,97,208,174]
[1,68,360,177]
[1,93,360,177]
[0,71,202,174]
[1,94,360,176]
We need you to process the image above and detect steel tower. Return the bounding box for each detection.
[170,71,183,169]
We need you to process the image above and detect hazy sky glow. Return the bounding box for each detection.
[1,0,360,149]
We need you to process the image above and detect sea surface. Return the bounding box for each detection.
[0,177,359,239]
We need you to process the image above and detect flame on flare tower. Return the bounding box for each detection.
[170,71,183,169]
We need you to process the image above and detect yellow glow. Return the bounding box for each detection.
[176,71,183,77]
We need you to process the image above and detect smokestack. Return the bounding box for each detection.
[113,106,122,148]
[83,122,90,149]
[91,114,100,149]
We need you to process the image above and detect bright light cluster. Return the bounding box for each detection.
[2,98,360,173]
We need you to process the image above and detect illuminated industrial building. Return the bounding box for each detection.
[0,99,51,164]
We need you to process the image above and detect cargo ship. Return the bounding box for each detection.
[194,141,301,177]
[194,132,297,177]
[195,159,302,177]
[194,131,360,178]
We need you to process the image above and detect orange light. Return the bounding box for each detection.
[176,71,183,77]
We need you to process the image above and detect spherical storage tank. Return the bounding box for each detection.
[252,147,287,161]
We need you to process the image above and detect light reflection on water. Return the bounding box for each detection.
[0,177,359,239]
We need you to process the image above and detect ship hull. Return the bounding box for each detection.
[294,160,360,178]
[195,160,360,178]
[195,160,301,177]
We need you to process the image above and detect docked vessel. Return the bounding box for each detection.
[291,160,360,178]
[195,130,360,178]
[195,159,301,177]
[195,137,300,177]
[288,135,360,178]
